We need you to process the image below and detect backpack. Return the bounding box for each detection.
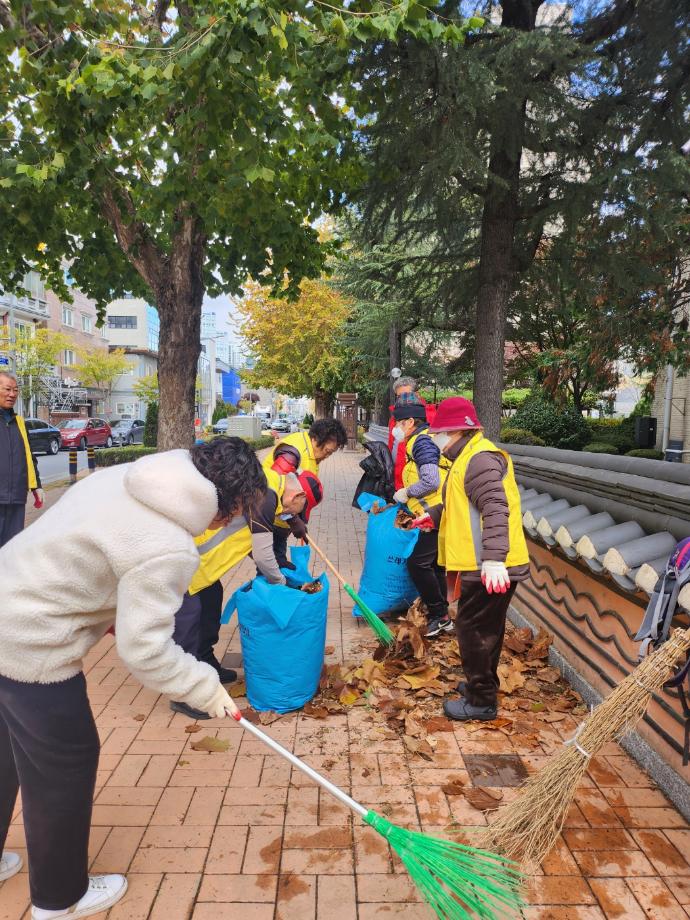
[635,536,690,764]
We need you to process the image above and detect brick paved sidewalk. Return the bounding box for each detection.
[2,449,689,920]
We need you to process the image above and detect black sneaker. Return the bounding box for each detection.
[217,666,238,685]
[170,700,212,720]
[425,617,453,638]
[443,698,497,722]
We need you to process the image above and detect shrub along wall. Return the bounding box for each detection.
[95,435,275,468]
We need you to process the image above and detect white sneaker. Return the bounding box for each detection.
[0,851,23,881]
[32,874,128,919]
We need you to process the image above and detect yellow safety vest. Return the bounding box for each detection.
[189,469,287,594]
[401,428,451,517]
[15,416,37,491]
[263,430,319,476]
[438,432,529,572]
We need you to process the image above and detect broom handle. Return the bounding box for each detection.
[305,536,347,589]
[232,712,368,818]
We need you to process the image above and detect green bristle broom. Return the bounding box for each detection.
[232,710,523,919]
[307,535,395,647]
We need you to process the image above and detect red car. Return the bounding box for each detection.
[58,417,113,451]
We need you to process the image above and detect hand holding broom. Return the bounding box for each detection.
[231,709,523,919]
[306,534,395,647]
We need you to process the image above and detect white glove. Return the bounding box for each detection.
[393,488,409,504]
[205,683,240,720]
[32,488,45,509]
[481,560,510,595]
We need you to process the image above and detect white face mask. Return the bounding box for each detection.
[432,432,451,451]
[392,424,406,442]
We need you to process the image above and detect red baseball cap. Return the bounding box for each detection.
[297,471,323,521]
[428,397,481,432]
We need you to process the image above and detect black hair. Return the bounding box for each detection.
[309,418,347,449]
[190,437,267,518]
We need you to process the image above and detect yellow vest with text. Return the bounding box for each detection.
[189,469,287,594]
[263,430,319,476]
[15,416,37,491]
[439,432,528,572]
[401,429,451,517]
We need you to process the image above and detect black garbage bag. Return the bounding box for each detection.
[352,440,395,508]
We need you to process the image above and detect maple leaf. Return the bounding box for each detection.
[191,736,230,753]
[464,787,504,812]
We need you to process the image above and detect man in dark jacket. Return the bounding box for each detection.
[0,372,43,548]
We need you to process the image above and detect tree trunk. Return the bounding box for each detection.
[389,321,402,407]
[154,216,206,451]
[314,388,334,418]
[472,0,541,440]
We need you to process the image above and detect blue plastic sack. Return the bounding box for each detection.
[353,492,419,617]
[221,545,329,713]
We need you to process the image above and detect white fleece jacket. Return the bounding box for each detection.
[0,449,223,712]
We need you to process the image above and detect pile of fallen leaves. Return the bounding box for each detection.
[303,598,585,771]
[369,501,415,530]
[301,580,324,594]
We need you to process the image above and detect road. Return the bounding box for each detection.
[36,450,91,485]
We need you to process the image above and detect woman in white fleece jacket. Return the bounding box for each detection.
[0,438,266,920]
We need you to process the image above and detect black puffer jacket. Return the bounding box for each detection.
[352,440,394,508]
[0,410,41,504]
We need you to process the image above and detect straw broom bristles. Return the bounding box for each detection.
[477,627,690,866]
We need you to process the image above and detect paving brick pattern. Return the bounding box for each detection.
[2,450,688,919]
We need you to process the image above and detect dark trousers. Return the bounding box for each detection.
[0,672,99,910]
[172,583,224,671]
[172,591,202,656]
[0,503,24,549]
[455,580,517,707]
[407,529,448,620]
[197,581,224,668]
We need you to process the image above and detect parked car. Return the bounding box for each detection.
[111,418,145,446]
[23,418,61,456]
[260,419,273,431]
[212,418,230,434]
[270,418,291,433]
[58,418,113,451]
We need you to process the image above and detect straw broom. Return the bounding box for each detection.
[478,626,690,866]
[306,535,395,647]
[232,710,523,919]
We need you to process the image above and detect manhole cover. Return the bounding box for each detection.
[463,754,528,787]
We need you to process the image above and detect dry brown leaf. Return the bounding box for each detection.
[464,787,504,812]
[258,711,282,725]
[403,735,435,760]
[503,633,529,655]
[422,716,455,733]
[303,703,329,720]
[229,681,247,698]
[395,624,426,660]
[498,659,526,694]
[404,715,427,740]
[400,664,440,690]
[191,736,230,753]
[441,777,466,796]
[178,759,189,766]
[184,724,203,733]
[526,627,553,660]
[537,712,567,723]
[339,686,361,706]
[325,645,335,655]
[537,667,561,684]
[239,708,260,724]
[133,713,146,722]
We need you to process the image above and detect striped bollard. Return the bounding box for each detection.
[87,446,96,473]
[69,450,78,485]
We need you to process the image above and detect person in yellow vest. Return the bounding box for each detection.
[169,468,311,719]
[0,372,43,548]
[390,394,452,638]
[422,397,530,722]
[264,418,346,567]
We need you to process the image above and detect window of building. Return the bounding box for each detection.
[24,272,46,303]
[107,315,137,329]
[63,349,76,366]
[62,306,74,327]
[99,324,107,339]
[81,315,92,334]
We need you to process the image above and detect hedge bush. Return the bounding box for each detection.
[512,397,590,450]
[583,442,619,454]
[95,446,158,467]
[500,427,546,446]
[586,417,635,455]
[144,401,158,447]
[626,448,664,460]
[95,436,274,468]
